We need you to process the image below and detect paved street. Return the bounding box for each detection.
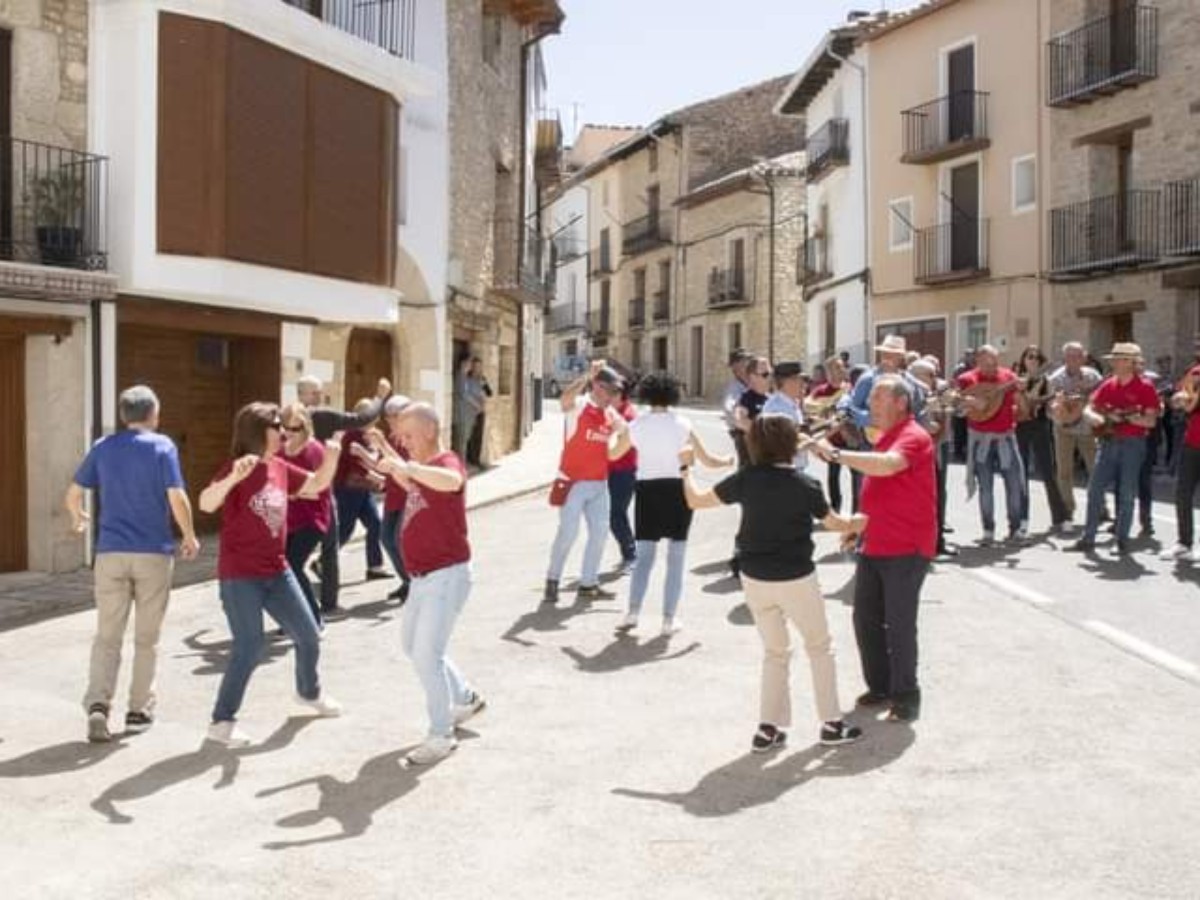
[2,411,1200,898]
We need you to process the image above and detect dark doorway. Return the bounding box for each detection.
[947,43,975,142]
[950,161,980,272]
[0,331,26,571]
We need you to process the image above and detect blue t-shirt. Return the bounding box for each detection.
[73,430,185,555]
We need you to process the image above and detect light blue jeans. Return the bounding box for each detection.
[628,539,688,619]
[547,479,610,587]
[402,562,473,738]
[972,439,1026,535]
[1084,437,1146,543]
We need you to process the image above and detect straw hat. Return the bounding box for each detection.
[1103,342,1143,360]
[874,334,907,355]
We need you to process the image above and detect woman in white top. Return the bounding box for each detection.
[616,372,733,636]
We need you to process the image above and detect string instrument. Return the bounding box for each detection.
[1015,375,1052,423]
[802,387,846,423]
[801,409,880,448]
[1049,391,1089,427]
[1172,372,1200,412]
[1088,407,1143,440]
[959,379,1022,423]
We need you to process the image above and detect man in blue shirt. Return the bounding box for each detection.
[761,361,810,471]
[65,385,198,742]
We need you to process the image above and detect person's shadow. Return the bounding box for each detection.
[90,717,315,824]
[502,595,613,647]
[176,629,292,677]
[335,595,399,628]
[560,633,701,673]
[256,737,461,849]
[0,737,128,778]
[612,723,915,817]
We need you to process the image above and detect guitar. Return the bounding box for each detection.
[1088,407,1143,440]
[1015,375,1053,423]
[1049,391,1089,427]
[958,379,1022,423]
[802,409,880,448]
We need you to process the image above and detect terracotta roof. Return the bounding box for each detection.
[861,0,966,42]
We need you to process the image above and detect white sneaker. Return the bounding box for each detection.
[295,692,343,718]
[661,617,682,636]
[405,736,457,765]
[1160,544,1195,562]
[207,720,253,748]
[452,692,486,726]
[614,612,638,633]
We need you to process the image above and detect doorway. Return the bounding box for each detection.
[345,328,393,408]
[948,161,981,271]
[946,43,976,142]
[0,331,26,571]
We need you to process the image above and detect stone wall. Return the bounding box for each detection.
[3,0,89,149]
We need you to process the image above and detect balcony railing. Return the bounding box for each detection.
[622,213,671,256]
[590,245,614,276]
[805,118,850,182]
[588,307,611,344]
[913,219,990,284]
[1049,191,1160,275]
[547,302,586,332]
[1164,178,1200,257]
[802,234,831,284]
[0,136,108,271]
[900,91,990,165]
[627,297,646,330]
[652,289,670,323]
[493,220,550,303]
[552,233,585,262]
[1047,4,1157,107]
[707,268,749,308]
[281,0,416,59]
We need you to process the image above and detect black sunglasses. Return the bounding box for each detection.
[282,425,305,433]
[267,420,284,431]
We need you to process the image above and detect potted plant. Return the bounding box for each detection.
[31,168,84,266]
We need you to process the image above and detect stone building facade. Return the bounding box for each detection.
[1046,0,1200,371]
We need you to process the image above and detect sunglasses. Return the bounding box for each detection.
[753,370,770,377]
[267,420,284,431]
[282,425,305,434]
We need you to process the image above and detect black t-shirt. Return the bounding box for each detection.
[715,465,830,581]
[737,389,768,420]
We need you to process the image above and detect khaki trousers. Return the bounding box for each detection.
[1054,428,1097,519]
[742,572,841,728]
[84,553,174,714]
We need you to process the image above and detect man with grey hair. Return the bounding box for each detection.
[66,385,199,742]
[1047,341,1102,528]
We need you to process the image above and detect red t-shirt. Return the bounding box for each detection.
[559,399,613,481]
[401,451,471,576]
[283,440,331,535]
[1183,366,1200,449]
[608,400,638,473]
[956,367,1018,433]
[1091,374,1161,438]
[335,429,380,490]
[383,434,410,514]
[860,417,937,559]
[214,457,309,579]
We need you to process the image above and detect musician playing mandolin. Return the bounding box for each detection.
[807,355,850,512]
[1065,342,1161,556]
[1046,342,1102,528]
[1160,362,1200,563]
[955,344,1027,544]
[1014,346,1070,534]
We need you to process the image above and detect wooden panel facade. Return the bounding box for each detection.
[344,327,394,407]
[0,331,27,572]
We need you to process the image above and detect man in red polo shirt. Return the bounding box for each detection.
[956,344,1026,544]
[812,374,936,723]
[1162,362,1200,562]
[1066,342,1162,556]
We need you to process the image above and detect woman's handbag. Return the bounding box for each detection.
[548,477,572,507]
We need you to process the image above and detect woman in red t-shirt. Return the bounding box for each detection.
[198,401,345,747]
[280,403,332,626]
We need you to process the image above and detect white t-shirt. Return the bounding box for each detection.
[629,410,693,480]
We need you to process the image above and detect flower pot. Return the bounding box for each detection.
[36,225,82,267]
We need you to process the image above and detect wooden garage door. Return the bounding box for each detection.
[345,328,393,409]
[0,333,26,571]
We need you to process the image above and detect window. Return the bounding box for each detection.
[728,237,746,296]
[690,326,703,395]
[1012,155,1036,214]
[599,227,611,271]
[482,11,502,68]
[633,267,646,298]
[498,345,515,395]
[653,336,668,371]
[823,302,836,361]
[631,338,643,371]
[889,198,914,251]
[727,322,742,356]
[957,312,988,358]
[564,339,577,357]
[567,272,577,307]
[658,259,670,294]
[646,184,660,226]
[648,142,658,173]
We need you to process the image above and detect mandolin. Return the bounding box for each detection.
[1088,407,1143,440]
[1049,391,1089,427]
[959,379,1021,423]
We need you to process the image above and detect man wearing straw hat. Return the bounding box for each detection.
[1066,342,1161,556]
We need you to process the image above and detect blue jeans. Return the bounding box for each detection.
[401,562,473,738]
[547,479,610,587]
[381,510,409,583]
[1084,437,1146,543]
[608,469,637,562]
[285,527,325,625]
[973,441,1026,534]
[335,486,383,570]
[212,571,321,723]
[628,539,687,619]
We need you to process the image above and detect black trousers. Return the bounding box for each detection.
[286,527,325,624]
[467,413,486,466]
[827,462,844,513]
[1177,445,1200,547]
[936,442,948,546]
[317,504,341,611]
[853,554,929,700]
[1016,418,1069,526]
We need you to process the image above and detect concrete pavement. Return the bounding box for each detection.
[1,412,1200,898]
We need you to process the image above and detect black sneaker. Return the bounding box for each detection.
[87,704,111,743]
[365,568,392,581]
[856,691,890,708]
[125,710,154,734]
[819,720,863,746]
[388,582,410,603]
[1064,539,1096,553]
[888,702,920,722]
[542,579,559,605]
[751,723,786,753]
[577,584,616,600]
[1112,540,1132,557]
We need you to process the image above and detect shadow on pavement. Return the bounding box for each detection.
[175,629,292,678]
[700,576,742,596]
[332,595,402,629]
[691,559,733,577]
[726,602,753,626]
[502,596,614,647]
[90,716,316,824]
[612,723,916,817]
[0,738,129,778]
[561,633,701,673]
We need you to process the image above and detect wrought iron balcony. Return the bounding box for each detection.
[707,268,749,308]
[0,136,108,271]
[913,219,990,284]
[547,302,586,332]
[590,245,614,276]
[652,289,670,323]
[552,233,585,263]
[588,307,611,344]
[1046,4,1157,107]
[805,118,850,182]
[280,0,416,59]
[1164,178,1200,258]
[493,220,550,304]
[1049,191,1160,275]
[622,213,671,257]
[801,234,831,284]
[900,91,990,165]
[627,297,646,331]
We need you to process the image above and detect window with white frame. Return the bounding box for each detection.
[889,197,914,251]
[1012,155,1036,213]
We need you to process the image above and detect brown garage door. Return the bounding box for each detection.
[0,333,26,571]
[345,327,393,408]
